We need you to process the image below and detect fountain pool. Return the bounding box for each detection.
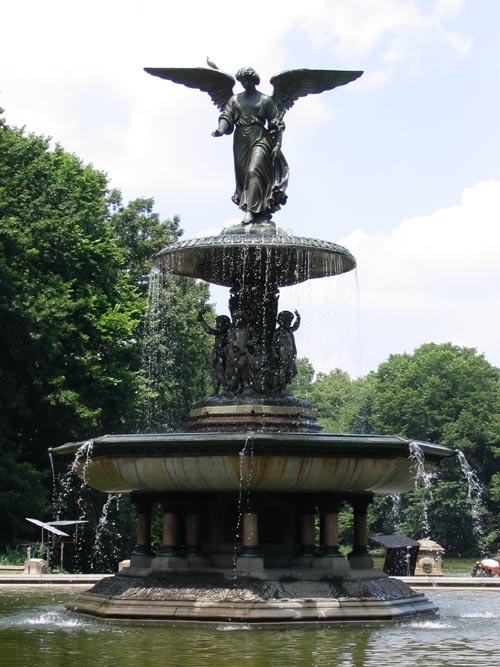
[1,587,499,667]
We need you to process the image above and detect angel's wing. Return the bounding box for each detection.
[270,69,363,116]
[144,67,235,111]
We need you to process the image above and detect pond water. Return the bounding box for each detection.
[1,587,500,667]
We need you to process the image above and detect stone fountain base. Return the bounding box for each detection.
[53,430,453,625]
[67,566,436,625]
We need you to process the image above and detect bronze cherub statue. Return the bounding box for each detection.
[145,63,362,225]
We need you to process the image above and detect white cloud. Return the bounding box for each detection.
[343,180,500,299]
[0,0,475,228]
[299,0,470,78]
[256,180,500,377]
[170,180,500,378]
[339,180,500,373]
[2,1,494,379]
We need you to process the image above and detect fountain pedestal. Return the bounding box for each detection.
[51,228,454,625]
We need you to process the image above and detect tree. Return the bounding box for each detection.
[0,116,213,551]
[107,190,181,288]
[0,437,49,548]
[292,362,375,434]
[294,344,500,555]
[367,343,500,555]
[108,192,213,431]
[289,357,315,399]
[0,118,142,467]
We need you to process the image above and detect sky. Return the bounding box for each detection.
[2,0,499,377]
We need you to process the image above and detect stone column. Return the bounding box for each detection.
[235,502,263,570]
[320,504,341,556]
[313,496,348,570]
[295,500,317,566]
[183,494,207,565]
[152,496,187,571]
[241,511,259,556]
[348,495,374,569]
[131,495,155,570]
[300,511,316,556]
[158,510,179,556]
[322,512,340,552]
[185,511,202,555]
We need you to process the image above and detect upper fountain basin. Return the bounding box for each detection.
[50,432,454,495]
[155,227,356,287]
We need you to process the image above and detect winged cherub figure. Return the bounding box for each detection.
[145,65,363,225]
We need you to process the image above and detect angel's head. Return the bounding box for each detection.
[235,67,260,86]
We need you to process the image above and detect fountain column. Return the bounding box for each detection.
[159,510,180,555]
[321,510,340,554]
[235,502,264,570]
[241,511,259,554]
[348,495,374,569]
[185,495,205,566]
[153,496,187,570]
[131,494,155,570]
[295,500,317,566]
[314,495,348,570]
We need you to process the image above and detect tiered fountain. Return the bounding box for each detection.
[51,63,454,624]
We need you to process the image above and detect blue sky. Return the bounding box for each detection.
[2,0,499,376]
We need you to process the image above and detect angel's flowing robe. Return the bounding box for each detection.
[219,92,289,216]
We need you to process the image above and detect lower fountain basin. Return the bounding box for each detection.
[67,569,438,625]
[51,432,454,495]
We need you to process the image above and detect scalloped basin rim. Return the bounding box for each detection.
[154,232,357,287]
[50,433,454,495]
[50,432,455,462]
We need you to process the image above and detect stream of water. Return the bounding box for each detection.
[1,588,499,666]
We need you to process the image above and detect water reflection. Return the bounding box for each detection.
[0,589,500,666]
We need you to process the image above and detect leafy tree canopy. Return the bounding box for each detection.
[0,117,142,468]
[0,115,212,550]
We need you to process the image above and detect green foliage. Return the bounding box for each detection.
[338,504,354,553]
[289,357,315,399]
[296,345,500,556]
[137,273,213,431]
[108,192,213,431]
[0,547,26,566]
[0,543,47,566]
[369,343,500,450]
[0,439,49,547]
[366,344,500,555]
[293,362,375,434]
[107,190,182,290]
[0,118,142,471]
[0,115,213,554]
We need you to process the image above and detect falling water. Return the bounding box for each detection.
[233,434,255,569]
[48,450,57,506]
[137,266,163,432]
[51,441,127,573]
[409,441,435,538]
[50,440,95,570]
[456,450,487,554]
[91,494,123,572]
[279,269,360,382]
[383,493,403,533]
[53,440,94,519]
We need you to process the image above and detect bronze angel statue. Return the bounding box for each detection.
[145,64,362,225]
